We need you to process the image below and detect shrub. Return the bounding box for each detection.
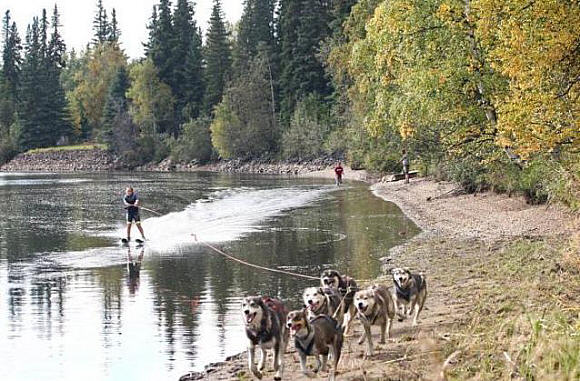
[443,157,489,193]
[518,159,554,204]
[282,95,331,160]
[171,117,212,164]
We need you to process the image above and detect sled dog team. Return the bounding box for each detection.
[241,268,427,380]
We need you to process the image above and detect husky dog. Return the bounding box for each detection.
[287,309,343,381]
[354,285,395,356]
[241,296,289,380]
[320,269,358,334]
[390,267,427,326]
[302,286,342,321]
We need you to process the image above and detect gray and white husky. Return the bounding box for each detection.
[390,267,427,326]
[287,308,343,381]
[354,284,395,356]
[242,296,289,380]
[302,286,342,321]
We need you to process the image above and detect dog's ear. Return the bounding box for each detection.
[389,267,396,274]
[403,267,411,274]
[318,287,324,294]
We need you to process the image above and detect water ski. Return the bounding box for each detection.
[121,238,144,246]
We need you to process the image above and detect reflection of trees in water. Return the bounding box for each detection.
[146,251,208,361]
[95,266,124,352]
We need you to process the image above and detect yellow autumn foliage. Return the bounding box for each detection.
[475,0,579,158]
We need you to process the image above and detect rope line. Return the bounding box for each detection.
[140,206,163,216]
[192,233,319,281]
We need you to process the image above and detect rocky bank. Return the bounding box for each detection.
[0,148,117,171]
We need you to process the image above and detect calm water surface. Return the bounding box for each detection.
[0,171,419,381]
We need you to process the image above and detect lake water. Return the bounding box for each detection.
[0,171,419,381]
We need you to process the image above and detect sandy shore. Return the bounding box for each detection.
[371,178,575,241]
[183,170,577,380]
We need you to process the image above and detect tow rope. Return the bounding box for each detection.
[192,233,319,281]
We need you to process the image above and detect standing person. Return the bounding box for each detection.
[334,161,344,186]
[123,186,146,241]
[401,149,410,184]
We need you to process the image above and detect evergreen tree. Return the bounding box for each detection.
[1,11,22,128]
[203,0,231,114]
[48,5,66,68]
[147,0,174,86]
[19,9,71,150]
[172,0,204,122]
[143,6,158,55]
[101,66,130,146]
[45,6,71,141]
[92,0,110,44]
[19,18,47,149]
[108,9,121,42]
[279,0,332,123]
[234,0,277,75]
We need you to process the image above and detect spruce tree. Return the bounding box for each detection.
[147,0,174,87]
[279,0,332,123]
[48,5,66,68]
[172,0,203,122]
[101,66,130,147]
[92,0,110,44]
[1,11,22,128]
[233,0,277,76]
[143,6,158,56]
[46,5,71,142]
[109,9,121,42]
[19,18,46,149]
[203,0,231,115]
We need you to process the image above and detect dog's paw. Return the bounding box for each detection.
[250,367,263,379]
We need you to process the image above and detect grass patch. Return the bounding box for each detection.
[445,238,580,381]
[26,143,107,153]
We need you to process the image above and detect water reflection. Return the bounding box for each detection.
[126,247,144,295]
[0,172,419,380]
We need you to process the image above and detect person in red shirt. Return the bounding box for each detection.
[334,161,344,186]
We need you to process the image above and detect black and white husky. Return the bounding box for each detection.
[241,296,289,380]
[390,267,427,326]
[287,308,343,381]
[320,269,358,334]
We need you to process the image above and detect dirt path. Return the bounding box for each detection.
[181,174,576,381]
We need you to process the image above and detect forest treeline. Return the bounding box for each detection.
[0,0,578,207]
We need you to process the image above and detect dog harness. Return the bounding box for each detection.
[295,315,337,355]
[295,327,315,355]
[246,309,276,345]
[394,275,424,302]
